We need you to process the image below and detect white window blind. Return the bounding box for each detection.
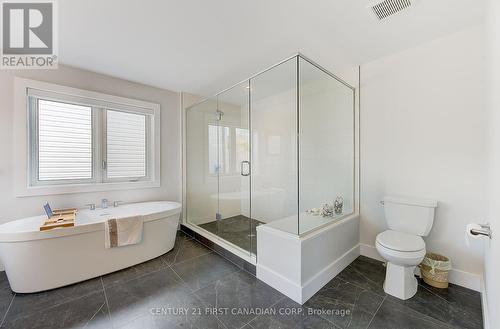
[208,124,219,174]
[208,124,231,175]
[106,110,147,179]
[37,99,93,181]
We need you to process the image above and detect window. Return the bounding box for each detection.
[208,124,231,175]
[105,110,147,180]
[207,124,250,176]
[37,100,93,181]
[20,81,160,195]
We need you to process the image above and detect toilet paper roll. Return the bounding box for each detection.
[465,223,484,247]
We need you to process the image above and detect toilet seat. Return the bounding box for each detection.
[376,230,425,252]
[376,241,426,265]
[376,242,426,259]
[376,230,426,267]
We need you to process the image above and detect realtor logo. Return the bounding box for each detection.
[1,0,57,69]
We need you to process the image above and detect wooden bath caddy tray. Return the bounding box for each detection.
[40,208,77,231]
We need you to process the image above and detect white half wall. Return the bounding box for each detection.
[256,215,359,304]
[360,25,487,279]
[0,66,181,223]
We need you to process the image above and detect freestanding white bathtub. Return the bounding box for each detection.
[0,201,181,293]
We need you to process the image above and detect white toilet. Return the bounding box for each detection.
[376,196,437,300]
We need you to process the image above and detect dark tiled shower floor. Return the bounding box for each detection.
[0,231,483,329]
[199,215,262,255]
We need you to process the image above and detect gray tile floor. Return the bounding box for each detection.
[0,231,483,329]
[199,216,262,255]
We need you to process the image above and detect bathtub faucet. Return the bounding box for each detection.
[85,203,96,210]
[101,199,108,209]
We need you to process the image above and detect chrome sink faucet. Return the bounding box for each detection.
[101,199,108,209]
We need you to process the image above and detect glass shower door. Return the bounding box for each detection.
[186,83,253,256]
[216,81,253,255]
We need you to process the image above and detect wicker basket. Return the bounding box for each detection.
[420,253,451,289]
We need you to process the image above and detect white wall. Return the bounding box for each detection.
[360,25,487,278]
[485,0,500,326]
[299,73,355,218]
[251,86,297,226]
[0,65,181,222]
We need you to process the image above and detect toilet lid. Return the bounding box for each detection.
[376,230,425,252]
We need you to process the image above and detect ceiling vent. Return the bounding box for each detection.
[369,0,412,20]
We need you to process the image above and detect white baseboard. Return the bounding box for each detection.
[257,244,360,304]
[360,243,384,261]
[360,243,481,292]
[301,244,360,303]
[448,268,481,292]
[257,263,302,304]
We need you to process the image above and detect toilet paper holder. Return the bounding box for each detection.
[470,223,492,239]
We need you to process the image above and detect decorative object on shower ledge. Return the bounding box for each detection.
[321,203,335,217]
[306,208,322,216]
[334,196,344,215]
[306,201,340,218]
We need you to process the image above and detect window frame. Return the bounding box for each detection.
[14,78,160,197]
[28,96,100,186]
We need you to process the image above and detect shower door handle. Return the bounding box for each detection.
[241,161,250,176]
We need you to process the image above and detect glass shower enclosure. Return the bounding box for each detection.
[185,54,355,259]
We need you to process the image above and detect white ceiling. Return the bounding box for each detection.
[59,0,485,96]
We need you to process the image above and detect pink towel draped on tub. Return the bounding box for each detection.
[104,215,144,248]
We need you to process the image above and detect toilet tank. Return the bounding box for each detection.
[383,196,438,236]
